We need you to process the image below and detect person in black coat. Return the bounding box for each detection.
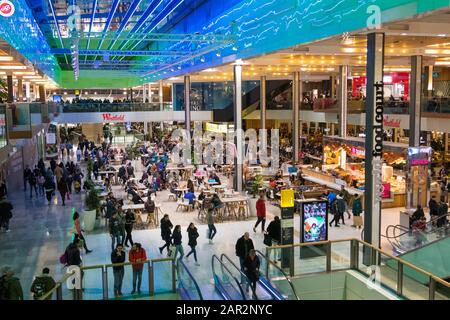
[171,225,184,260]
[429,196,439,221]
[438,196,449,228]
[243,249,260,299]
[158,214,173,256]
[185,223,200,265]
[235,232,255,277]
[410,205,425,228]
[111,244,125,297]
[266,216,281,261]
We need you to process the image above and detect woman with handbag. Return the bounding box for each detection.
[351,194,363,229]
[73,211,92,253]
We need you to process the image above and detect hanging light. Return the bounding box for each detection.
[200,56,206,63]
[216,51,221,57]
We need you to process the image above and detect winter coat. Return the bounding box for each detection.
[352,197,363,216]
[111,250,126,271]
[160,218,173,240]
[172,229,182,245]
[129,248,147,271]
[65,243,82,266]
[267,219,281,242]
[0,199,13,222]
[30,274,56,300]
[244,256,260,283]
[1,276,24,300]
[235,236,255,259]
[187,227,199,247]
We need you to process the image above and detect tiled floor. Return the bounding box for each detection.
[0,147,413,300]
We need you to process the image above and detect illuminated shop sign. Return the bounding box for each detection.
[408,147,432,166]
[383,116,401,128]
[205,122,228,133]
[0,0,14,17]
[351,146,365,158]
[102,113,125,121]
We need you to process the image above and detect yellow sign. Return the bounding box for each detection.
[280,189,294,208]
[205,122,228,133]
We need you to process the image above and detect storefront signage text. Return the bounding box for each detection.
[410,159,429,166]
[102,113,125,121]
[0,0,14,17]
[373,81,384,157]
[383,116,401,128]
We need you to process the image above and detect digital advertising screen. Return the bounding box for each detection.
[301,201,328,243]
[408,147,432,166]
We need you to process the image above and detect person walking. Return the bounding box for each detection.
[243,249,261,299]
[410,205,425,228]
[28,170,38,198]
[129,243,147,295]
[185,223,200,266]
[73,212,92,253]
[37,173,45,197]
[109,212,122,252]
[171,225,184,260]
[235,232,254,284]
[30,268,56,300]
[329,198,340,227]
[336,194,347,225]
[0,196,13,233]
[158,214,173,256]
[124,210,135,247]
[0,266,24,300]
[23,165,32,192]
[340,186,352,219]
[253,193,266,233]
[54,163,64,184]
[43,177,55,205]
[351,194,363,229]
[111,244,125,298]
[206,201,217,244]
[266,216,281,261]
[58,177,69,206]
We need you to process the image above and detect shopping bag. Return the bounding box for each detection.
[353,216,363,227]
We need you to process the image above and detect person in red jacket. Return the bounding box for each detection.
[253,193,267,233]
[128,243,147,295]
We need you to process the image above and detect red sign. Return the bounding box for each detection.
[410,159,429,166]
[351,146,365,158]
[0,1,15,17]
[383,116,401,128]
[382,183,391,199]
[102,113,125,121]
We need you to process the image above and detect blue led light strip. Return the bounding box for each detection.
[47,0,68,65]
[84,0,98,63]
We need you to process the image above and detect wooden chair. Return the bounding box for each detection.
[237,201,248,220]
[168,193,177,201]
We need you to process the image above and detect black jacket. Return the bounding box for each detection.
[111,250,126,271]
[187,227,199,247]
[429,199,439,216]
[244,256,261,283]
[160,218,173,240]
[172,230,182,245]
[267,219,281,242]
[235,236,254,259]
[0,199,13,222]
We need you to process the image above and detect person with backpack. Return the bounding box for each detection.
[185,223,200,266]
[30,268,56,300]
[329,198,340,227]
[158,214,173,256]
[28,170,38,198]
[0,266,23,300]
[111,244,125,298]
[129,243,147,295]
[0,196,13,233]
[43,177,56,205]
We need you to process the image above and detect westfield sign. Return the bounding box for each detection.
[102,113,125,121]
[383,116,401,128]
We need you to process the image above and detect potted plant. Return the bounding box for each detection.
[83,189,101,232]
[87,158,93,179]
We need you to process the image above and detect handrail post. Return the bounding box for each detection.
[172,259,177,293]
[149,262,154,296]
[289,245,295,277]
[103,266,108,300]
[147,261,152,296]
[371,247,378,266]
[326,242,332,272]
[350,239,359,269]
[56,285,62,300]
[429,277,436,300]
[397,262,403,296]
[265,247,270,280]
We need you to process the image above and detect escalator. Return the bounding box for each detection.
[213,80,292,122]
[212,255,247,300]
[215,254,287,300]
[176,259,204,300]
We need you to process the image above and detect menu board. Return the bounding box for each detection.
[301,201,328,243]
[408,147,432,166]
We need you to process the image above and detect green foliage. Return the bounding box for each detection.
[252,174,264,197]
[87,159,93,177]
[85,188,101,212]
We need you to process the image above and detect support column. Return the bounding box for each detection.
[260,76,267,150]
[25,82,31,102]
[233,63,243,192]
[338,65,348,138]
[409,56,422,147]
[364,32,385,250]
[331,74,336,99]
[159,81,164,111]
[17,78,23,101]
[38,85,46,103]
[292,72,300,163]
[184,75,191,135]
[143,84,147,103]
[6,74,13,102]
[130,88,134,102]
[425,65,434,98]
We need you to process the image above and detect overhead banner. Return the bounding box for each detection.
[6,103,32,139]
[45,124,58,160]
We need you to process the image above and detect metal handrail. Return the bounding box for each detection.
[255,249,300,300]
[38,270,76,301]
[211,255,246,300]
[267,237,450,299]
[176,259,203,300]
